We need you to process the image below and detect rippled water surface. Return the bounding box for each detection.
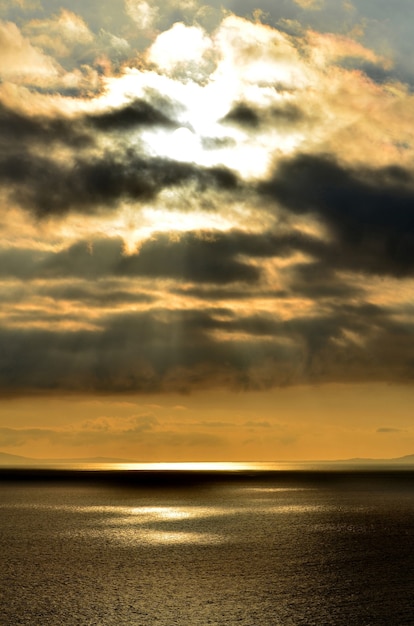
[1,470,413,625]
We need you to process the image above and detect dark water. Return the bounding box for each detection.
[1,469,413,625]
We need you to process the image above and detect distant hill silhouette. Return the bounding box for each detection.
[1,451,414,466]
[336,454,414,464]
[0,452,134,465]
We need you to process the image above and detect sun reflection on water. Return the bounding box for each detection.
[97,504,228,545]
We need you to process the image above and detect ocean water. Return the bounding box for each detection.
[0,468,413,625]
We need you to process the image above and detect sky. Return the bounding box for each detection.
[1,0,414,462]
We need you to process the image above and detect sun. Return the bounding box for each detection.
[143,126,203,163]
[169,127,203,162]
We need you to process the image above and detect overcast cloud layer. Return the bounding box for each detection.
[1,0,414,399]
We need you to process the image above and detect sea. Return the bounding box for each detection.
[0,463,413,625]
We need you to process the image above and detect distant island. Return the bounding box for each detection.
[0,452,135,466]
[1,451,414,467]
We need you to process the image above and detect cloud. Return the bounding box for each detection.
[221,103,260,128]
[0,96,178,161]
[0,229,335,285]
[0,101,90,148]
[0,427,55,447]
[306,29,391,68]
[0,419,225,450]
[0,19,105,94]
[0,233,260,284]
[0,150,239,216]
[0,306,285,393]
[285,262,364,299]
[115,233,261,284]
[292,0,323,9]
[85,99,177,131]
[377,427,403,434]
[259,153,414,277]
[125,0,159,30]
[222,101,305,130]
[214,14,302,88]
[1,288,413,395]
[0,20,59,82]
[40,283,155,307]
[0,5,413,403]
[23,10,94,58]
[146,22,213,80]
[2,217,412,396]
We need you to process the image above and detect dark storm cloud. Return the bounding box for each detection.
[1,295,413,394]
[0,247,46,280]
[283,302,376,360]
[40,283,155,306]
[85,99,177,131]
[0,102,90,147]
[286,262,364,299]
[1,227,355,288]
[4,309,94,328]
[0,98,176,149]
[0,227,374,296]
[0,232,265,284]
[222,103,260,128]
[221,101,305,130]
[171,286,288,301]
[280,300,414,384]
[0,149,238,216]
[116,234,260,284]
[259,154,414,276]
[0,307,299,394]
